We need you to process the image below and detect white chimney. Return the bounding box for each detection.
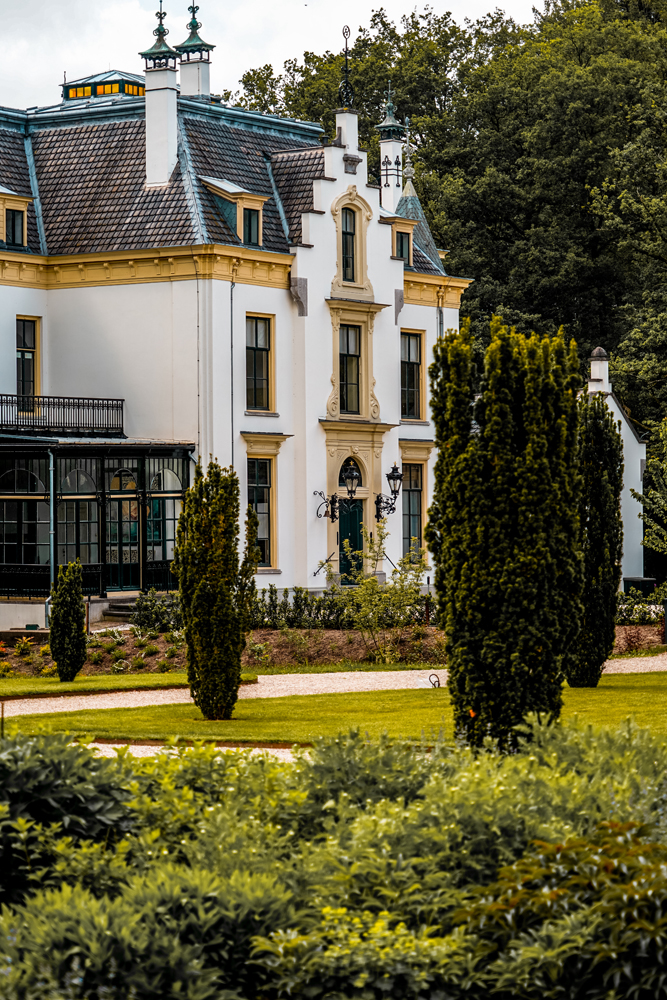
[139,4,179,187]
[588,346,611,394]
[375,83,405,212]
[175,7,215,98]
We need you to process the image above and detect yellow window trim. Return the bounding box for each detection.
[200,179,270,245]
[245,312,276,414]
[331,185,374,302]
[16,314,41,396]
[0,193,32,246]
[400,327,427,421]
[241,434,292,572]
[325,299,389,423]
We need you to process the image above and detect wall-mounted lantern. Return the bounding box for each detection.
[374,463,403,521]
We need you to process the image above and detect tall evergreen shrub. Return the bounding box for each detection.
[426,318,582,746]
[173,460,259,720]
[567,391,623,687]
[49,560,87,682]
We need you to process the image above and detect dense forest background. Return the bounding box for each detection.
[222,0,667,443]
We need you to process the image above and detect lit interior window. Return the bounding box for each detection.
[124,84,145,96]
[68,86,91,99]
[96,84,120,95]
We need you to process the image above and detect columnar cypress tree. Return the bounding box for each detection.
[49,560,87,682]
[427,317,582,747]
[566,392,623,688]
[172,460,259,720]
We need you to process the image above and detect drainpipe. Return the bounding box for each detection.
[230,274,236,469]
[48,449,55,590]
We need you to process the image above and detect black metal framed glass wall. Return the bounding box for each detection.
[0,445,192,598]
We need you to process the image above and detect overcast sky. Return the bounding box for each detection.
[1,0,537,111]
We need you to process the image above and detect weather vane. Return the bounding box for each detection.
[339,25,354,108]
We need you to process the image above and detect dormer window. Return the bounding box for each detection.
[243,208,259,246]
[97,83,120,95]
[396,231,410,262]
[6,210,24,247]
[125,84,145,96]
[342,207,356,282]
[68,86,92,99]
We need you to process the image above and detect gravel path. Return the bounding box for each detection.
[602,653,667,674]
[4,669,446,718]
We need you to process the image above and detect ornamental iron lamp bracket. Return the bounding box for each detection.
[314,462,361,522]
[374,463,403,522]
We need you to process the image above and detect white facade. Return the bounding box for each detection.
[587,348,646,583]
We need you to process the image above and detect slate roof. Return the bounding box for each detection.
[0,128,40,253]
[0,99,443,277]
[396,179,445,275]
[183,116,316,252]
[31,119,194,254]
[270,147,326,244]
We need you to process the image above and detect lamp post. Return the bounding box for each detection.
[374,463,403,521]
[314,464,360,522]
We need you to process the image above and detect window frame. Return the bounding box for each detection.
[402,462,424,558]
[395,230,411,263]
[243,208,260,246]
[342,207,356,283]
[247,457,274,568]
[401,331,422,420]
[400,329,426,422]
[246,316,271,411]
[339,323,361,415]
[245,313,276,415]
[16,317,40,399]
[6,209,24,247]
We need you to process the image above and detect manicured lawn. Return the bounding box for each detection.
[9,671,667,745]
[0,672,259,699]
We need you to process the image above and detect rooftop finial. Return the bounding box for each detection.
[338,26,354,109]
[139,0,178,67]
[376,79,405,141]
[155,0,168,37]
[403,116,415,182]
[175,0,215,59]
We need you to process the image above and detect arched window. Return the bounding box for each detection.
[0,468,45,493]
[342,207,356,282]
[109,469,137,492]
[339,457,363,488]
[61,469,96,494]
[149,468,182,492]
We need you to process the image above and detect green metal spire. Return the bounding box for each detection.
[139,0,178,67]
[376,81,405,141]
[175,3,215,57]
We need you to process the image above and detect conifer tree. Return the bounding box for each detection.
[567,392,623,687]
[49,559,87,683]
[427,317,582,747]
[173,460,259,720]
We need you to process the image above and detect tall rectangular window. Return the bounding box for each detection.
[16,319,36,398]
[402,463,423,557]
[0,500,49,565]
[243,208,259,245]
[396,231,410,262]
[401,332,421,419]
[246,317,270,410]
[247,458,271,566]
[342,207,356,282]
[340,324,360,414]
[6,210,24,246]
[57,501,99,565]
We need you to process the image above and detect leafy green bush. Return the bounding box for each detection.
[247,582,432,631]
[6,723,667,996]
[1,867,297,1000]
[616,587,664,625]
[0,734,133,904]
[143,644,160,657]
[130,588,182,633]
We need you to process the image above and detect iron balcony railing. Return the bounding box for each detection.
[0,394,124,437]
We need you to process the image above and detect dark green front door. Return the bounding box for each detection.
[106,499,140,590]
[339,500,363,583]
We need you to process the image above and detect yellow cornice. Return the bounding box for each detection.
[0,244,293,291]
[404,273,472,309]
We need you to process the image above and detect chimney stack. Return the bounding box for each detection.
[175,4,215,98]
[588,346,611,394]
[375,82,405,213]
[139,2,179,187]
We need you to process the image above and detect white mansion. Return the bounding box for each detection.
[0,6,648,625]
